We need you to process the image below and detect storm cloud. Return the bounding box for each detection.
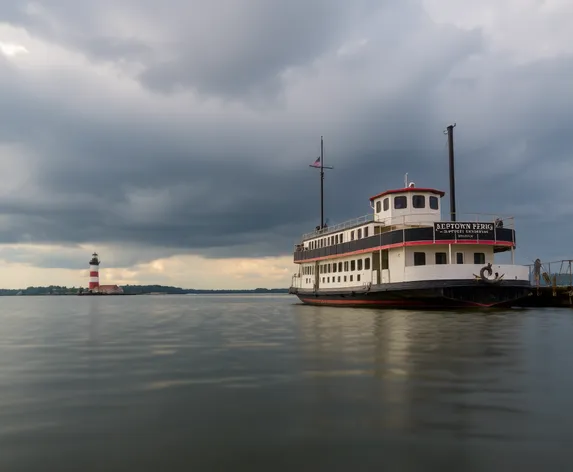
[0,0,572,271]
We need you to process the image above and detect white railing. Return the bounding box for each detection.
[298,212,515,245]
[301,214,374,241]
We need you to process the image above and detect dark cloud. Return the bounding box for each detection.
[0,0,572,270]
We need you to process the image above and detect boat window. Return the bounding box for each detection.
[338,262,343,272]
[365,257,371,270]
[351,231,355,240]
[344,261,349,271]
[328,264,332,273]
[350,275,353,282]
[338,276,341,282]
[364,227,369,238]
[358,259,363,270]
[430,196,439,210]
[435,252,447,264]
[456,252,464,264]
[340,234,344,243]
[413,195,425,209]
[357,229,362,239]
[322,277,325,283]
[327,277,330,283]
[351,260,356,271]
[333,263,337,273]
[376,200,381,213]
[335,235,338,244]
[383,198,389,211]
[344,276,347,282]
[394,196,407,209]
[414,252,426,266]
[357,274,361,282]
[474,252,485,264]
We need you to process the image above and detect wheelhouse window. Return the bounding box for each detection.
[383,198,389,211]
[335,235,338,244]
[351,260,356,271]
[338,262,343,272]
[414,252,426,266]
[365,257,371,270]
[333,263,337,273]
[340,234,344,243]
[412,195,425,209]
[357,229,362,239]
[376,201,382,213]
[435,252,447,264]
[474,252,485,264]
[344,261,349,271]
[429,196,439,210]
[351,231,355,241]
[456,252,464,264]
[394,196,407,209]
[364,227,369,238]
[357,259,363,270]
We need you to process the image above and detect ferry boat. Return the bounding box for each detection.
[289,133,532,308]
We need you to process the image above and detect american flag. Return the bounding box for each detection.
[310,156,321,167]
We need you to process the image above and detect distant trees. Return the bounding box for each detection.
[0,285,289,296]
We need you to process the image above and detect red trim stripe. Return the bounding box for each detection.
[299,298,499,308]
[295,240,514,263]
[89,271,99,277]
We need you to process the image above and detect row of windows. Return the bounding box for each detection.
[375,194,439,213]
[307,226,370,250]
[302,257,372,276]
[320,257,371,273]
[413,251,486,266]
[321,274,361,284]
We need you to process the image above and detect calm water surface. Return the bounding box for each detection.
[0,295,572,471]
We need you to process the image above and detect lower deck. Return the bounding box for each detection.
[292,244,529,292]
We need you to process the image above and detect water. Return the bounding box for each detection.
[0,295,572,471]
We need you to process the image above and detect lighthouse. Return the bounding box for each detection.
[89,252,100,290]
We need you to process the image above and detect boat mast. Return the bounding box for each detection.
[320,137,324,228]
[310,136,333,230]
[445,123,457,221]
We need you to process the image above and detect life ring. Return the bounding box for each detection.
[479,263,498,283]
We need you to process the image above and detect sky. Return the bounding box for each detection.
[0,0,572,289]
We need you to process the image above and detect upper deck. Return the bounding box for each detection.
[294,213,516,263]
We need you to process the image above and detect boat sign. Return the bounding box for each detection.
[434,222,495,240]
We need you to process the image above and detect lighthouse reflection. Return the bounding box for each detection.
[293,306,525,440]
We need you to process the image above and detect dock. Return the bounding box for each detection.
[516,259,573,308]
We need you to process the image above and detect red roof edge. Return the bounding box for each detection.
[369,187,446,201]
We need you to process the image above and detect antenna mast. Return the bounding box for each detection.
[444,124,457,221]
[309,136,333,230]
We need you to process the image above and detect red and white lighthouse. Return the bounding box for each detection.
[89,252,100,290]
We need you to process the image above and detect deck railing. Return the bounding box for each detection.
[299,212,515,244]
[293,223,516,262]
[526,259,573,287]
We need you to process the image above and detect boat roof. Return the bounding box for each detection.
[369,187,445,201]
